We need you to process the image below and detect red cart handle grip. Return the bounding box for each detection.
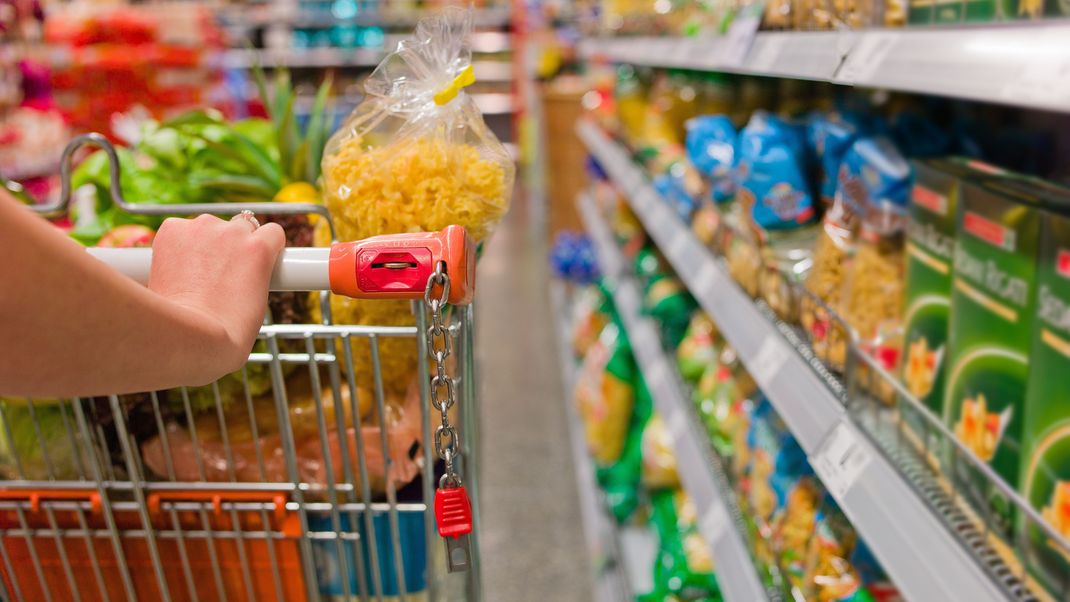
[329,225,475,305]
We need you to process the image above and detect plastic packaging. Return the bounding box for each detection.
[318,9,514,397]
[676,312,720,384]
[575,322,636,466]
[571,285,610,360]
[735,111,816,233]
[839,137,912,394]
[141,373,421,494]
[645,276,696,349]
[803,136,909,370]
[597,377,652,524]
[640,414,680,490]
[685,114,738,205]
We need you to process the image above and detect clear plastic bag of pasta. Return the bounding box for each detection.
[318,8,514,398]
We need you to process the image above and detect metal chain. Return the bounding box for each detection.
[425,260,461,488]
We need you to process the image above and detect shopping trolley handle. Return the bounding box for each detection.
[87,225,476,305]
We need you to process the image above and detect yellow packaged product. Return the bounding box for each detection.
[317,9,514,397]
[575,323,636,466]
[640,414,680,490]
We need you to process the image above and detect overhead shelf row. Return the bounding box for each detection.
[578,193,776,602]
[579,24,1070,114]
[576,119,1033,602]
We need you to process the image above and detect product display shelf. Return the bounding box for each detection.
[221,51,513,81]
[550,278,640,602]
[577,119,1035,602]
[578,193,776,602]
[579,23,1070,114]
[217,6,511,30]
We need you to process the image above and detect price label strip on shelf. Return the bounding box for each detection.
[694,262,722,299]
[667,406,689,441]
[748,334,790,390]
[834,32,901,85]
[699,500,730,546]
[811,421,872,503]
[718,2,765,68]
[997,30,1070,108]
[745,34,788,73]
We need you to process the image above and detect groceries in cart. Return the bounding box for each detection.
[0,8,506,601]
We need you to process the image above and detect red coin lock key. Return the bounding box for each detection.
[435,484,473,572]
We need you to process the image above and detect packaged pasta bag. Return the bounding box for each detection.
[318,8,514,399]
[734,112,817,303]
[839,137,912,402]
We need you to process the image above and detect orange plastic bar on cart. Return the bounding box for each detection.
[146,490,291,524]
[0,488,102,514]
[329,224,476,305]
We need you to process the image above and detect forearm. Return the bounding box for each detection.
[0,195,248,397]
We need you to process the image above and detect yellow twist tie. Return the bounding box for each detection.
[433,65,476,106]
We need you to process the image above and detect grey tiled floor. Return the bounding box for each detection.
[473,199,593,601]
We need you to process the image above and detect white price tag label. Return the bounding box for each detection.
[812,421,871,502]
[667,407,688,440]
[748,334,789,389]
[834,32,900,85]
[699,501,729,546]
[718,4,764,68]
[695,262,721,298]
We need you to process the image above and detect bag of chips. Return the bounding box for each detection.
[576,322,636,466]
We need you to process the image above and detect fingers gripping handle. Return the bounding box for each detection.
[86,225,476,303]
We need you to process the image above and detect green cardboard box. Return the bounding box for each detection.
[944,175,1042,540]
[1021,203,1070,600]
[901,160,1009,450]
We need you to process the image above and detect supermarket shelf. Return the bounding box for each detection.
[550,279,639,602]
[222,49,512,79]
[577,120,1017,602]
[578,194,774,602]
[218,7,511,30]
[579,23,1070,113]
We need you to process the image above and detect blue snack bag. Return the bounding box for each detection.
[835,136,913,224]
[736,111,816,231]
[808,114,861,208]
[685,115,738,204]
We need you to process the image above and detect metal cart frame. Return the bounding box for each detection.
[0,134,482,602]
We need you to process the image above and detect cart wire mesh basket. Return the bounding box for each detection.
[0,134,482,602]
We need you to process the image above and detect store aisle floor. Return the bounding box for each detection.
[474,196,593,601]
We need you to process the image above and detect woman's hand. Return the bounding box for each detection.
[0,191,289,397]
[149,214,286,373]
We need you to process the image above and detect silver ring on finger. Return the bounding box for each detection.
[233,209,260,231]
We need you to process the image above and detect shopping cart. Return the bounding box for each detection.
[0,134,483,602]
